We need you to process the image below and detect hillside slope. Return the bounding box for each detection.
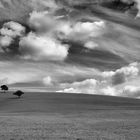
[0,92,140,140]
[0,92,140,113]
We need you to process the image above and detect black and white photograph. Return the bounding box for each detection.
[0,0,140,139]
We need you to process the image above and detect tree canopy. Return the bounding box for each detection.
[1,85,8,93]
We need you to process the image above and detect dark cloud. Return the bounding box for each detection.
[112,72,126,85]
[64,40,127,70]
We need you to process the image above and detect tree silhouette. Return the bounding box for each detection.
[13,90,24,98]
[1,85,8,93]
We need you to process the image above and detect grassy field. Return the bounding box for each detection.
[0,92,140,140]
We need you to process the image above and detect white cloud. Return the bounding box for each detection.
[102,71,115,78]
[103,62,139,77]
[0,21,25,51]
[116,62,139,77]
[19,32,69,61]
[100,86,119,96]
[0,21,25,37]
[72,21,105,36]
[28,12,105,54]
[43,76,53,86]
[0,36,13,48]
[122,85,140,97]
[25,11,70,61]
[102,62,139,85]
[71,79,97,87]
[56,62,140,97]
[124,85,139,93]
[57,20,106,41]
[58,88,80,93]
[84,41,98,50]
[29,11,58,33]
[60,79,98,94]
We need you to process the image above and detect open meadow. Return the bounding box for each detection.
[0,92,140,140]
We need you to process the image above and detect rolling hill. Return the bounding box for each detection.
[0,92,140,139]
[0,92,140,113]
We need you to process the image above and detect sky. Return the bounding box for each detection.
[0,0,140,97]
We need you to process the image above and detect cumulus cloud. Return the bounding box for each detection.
[0,36,13,47]
[116,62,139,77]
[100,84,140,98]
[0,21,25,53]
[19,32,69,61]
[59,88,80,93]
[84,41,98,50]
[100,86,119,96]
[102,62,139,85]
[43,76,53,86]
[29,11,58,33]
[0,14,105,61]
[122,85,140,97]
[72,21,105,36]
[0,12,70,61]
[69,79,97,88]
[57,20,106,41]
[59,79,98,94]
[0,21,25,37]
[26,11,106,61]
[29,12,105,41]
[56,62,140,97]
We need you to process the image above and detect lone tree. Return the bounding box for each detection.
[1,85,8,93]
[13,90,24,98]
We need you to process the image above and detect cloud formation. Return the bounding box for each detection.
[59,79,98,94]
[0,11,106,61]
[122,85,140,97]
[28,11,58,33]
[0,21,25,38]
[57,62,140,97]
[101,86,118,96]
[43,76,53,86]
[102,62,139,85]
[102,85,140,98]
[0,21,25,53]
[84,41,98,50]
[19,32,69,61]
[57,21,106,41]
